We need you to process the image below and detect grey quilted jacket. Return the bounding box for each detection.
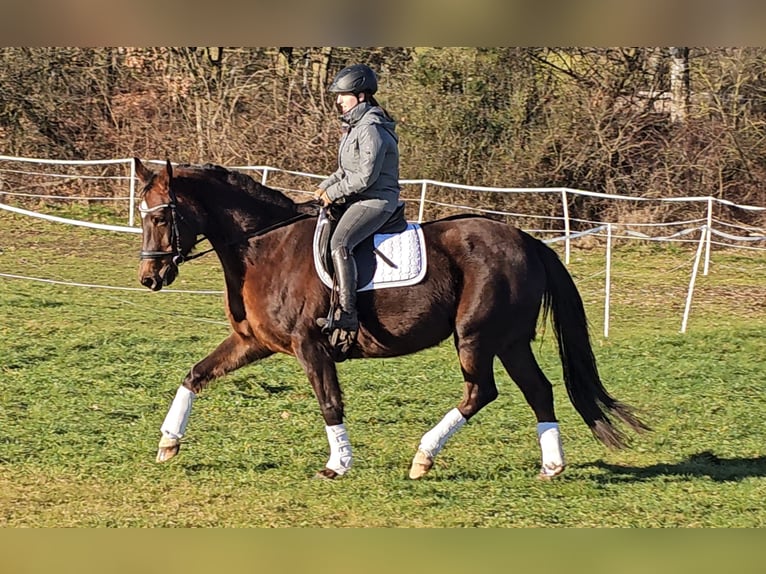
[319,102,400,206]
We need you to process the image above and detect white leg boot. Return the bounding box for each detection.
[409,408,467,479]
[537,422,566,479]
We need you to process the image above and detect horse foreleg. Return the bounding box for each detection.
[157,385,195,462]
[319,423,353,480]
[156,332,273,463]
[294,337,352,479]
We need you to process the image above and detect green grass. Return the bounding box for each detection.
[1,212,765,527]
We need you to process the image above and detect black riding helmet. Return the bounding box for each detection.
[328,64,378,95]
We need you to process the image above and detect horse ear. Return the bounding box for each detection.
[134,158,153,184]
[156,159,173,188]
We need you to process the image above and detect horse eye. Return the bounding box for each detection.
[153,215,168,226]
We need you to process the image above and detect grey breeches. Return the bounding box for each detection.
[330,198,397,255]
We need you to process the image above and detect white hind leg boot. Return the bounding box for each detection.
[537,422,566,478]
[409,408,467,479]
[419,408,467,458]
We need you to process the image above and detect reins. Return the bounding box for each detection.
[182,213,311,264]
[139,192,311,267]
[249,213,312,239]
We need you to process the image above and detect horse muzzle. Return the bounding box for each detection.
[139,260,178,291]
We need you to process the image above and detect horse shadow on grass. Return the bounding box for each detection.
[584,451,766,483]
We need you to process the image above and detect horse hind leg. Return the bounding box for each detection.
[408,409,466,479]
[409,341,498,479]
[497,342,566,480]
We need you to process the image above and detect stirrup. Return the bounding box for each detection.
[316,315,332,334]
[333,309,358,332]
[317,308,357,335]
[328,325,358,362]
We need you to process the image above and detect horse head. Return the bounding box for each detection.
[135,158,200,291]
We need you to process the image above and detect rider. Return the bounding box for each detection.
[314,64,401,350]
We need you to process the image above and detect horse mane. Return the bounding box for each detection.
[168,163,318,240]
[431,213,496,224]
[175,163,299,213]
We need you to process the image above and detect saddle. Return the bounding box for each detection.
[312,201,427,293]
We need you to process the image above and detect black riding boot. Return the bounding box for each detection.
[332,247,359,330]
[317,247,359,358]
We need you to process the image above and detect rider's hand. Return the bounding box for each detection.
[314,188,331,206]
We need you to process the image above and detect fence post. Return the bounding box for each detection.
[261,167,270,186]
[703,196,713,275]
[681,225,707,333]
[561,189,571,264]
[604,223,612,338]
[129,158,136,227]
[417,181,427,223]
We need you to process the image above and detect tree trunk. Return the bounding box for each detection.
[669,47,690,123]
[311,47,333,91]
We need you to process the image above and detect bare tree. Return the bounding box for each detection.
[669,47,690,123]
[0,47,764,226]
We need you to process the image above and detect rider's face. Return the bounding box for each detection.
[335,92,362,114]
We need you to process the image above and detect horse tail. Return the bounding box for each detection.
[534,238,651,449]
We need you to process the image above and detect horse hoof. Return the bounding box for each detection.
[314,468,341,480]
[538,464,565,480]
[156,436,180,463]
[409,449,434,479]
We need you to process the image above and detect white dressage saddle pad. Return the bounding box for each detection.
[312,210,427,292]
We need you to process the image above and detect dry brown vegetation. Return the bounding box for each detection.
[0,47,764,228]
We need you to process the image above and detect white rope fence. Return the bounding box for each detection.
[0,201,139,234]
[0,272,222,295]
[1,155,764,336]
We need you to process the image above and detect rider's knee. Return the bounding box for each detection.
[331,245,351,260]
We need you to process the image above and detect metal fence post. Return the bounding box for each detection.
[417,181,427,223]
[561,189,571,264]
[703,196,713,275]
[681,225,707,333]
[129,158,136,227]
[604,223,612,338]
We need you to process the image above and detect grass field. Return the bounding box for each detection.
[1,210,765,527]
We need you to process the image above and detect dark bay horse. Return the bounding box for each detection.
[135,158,649,480]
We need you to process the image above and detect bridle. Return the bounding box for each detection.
[138,179,315,266]
[138,184,211,266]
